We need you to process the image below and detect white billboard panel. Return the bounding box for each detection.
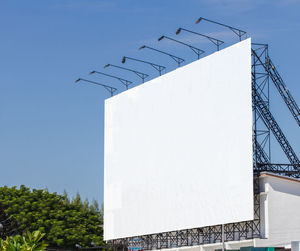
[104,38,253,240]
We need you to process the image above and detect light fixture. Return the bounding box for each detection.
[139,45,185,67]
[175,28,182,35]
[175,27,224,51]
[89,70,132,90]
[195,17,246,41]
[103,64,149,83]
[158,36,165,41]
[195,17,203,24]
[75,78,117,96]
[158,35,204,59]
[122,56,166,76]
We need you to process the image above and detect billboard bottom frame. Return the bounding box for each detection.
[108,175,261,250]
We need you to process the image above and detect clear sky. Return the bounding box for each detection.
[1,0,300,204]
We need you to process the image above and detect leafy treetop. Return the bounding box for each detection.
[0,230,48,251]
[0,185,104,248]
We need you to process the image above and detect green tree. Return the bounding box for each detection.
[0,230,47,251]
[0,185,105,248]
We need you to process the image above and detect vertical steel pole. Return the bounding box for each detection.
[222,224,225,251]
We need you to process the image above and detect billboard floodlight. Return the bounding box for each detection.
[139,45,185,67]
[176,27,224,51]
[90,70,133,90]
[195,17,246,41]
[195,17,203,24]
[104,64,149,83]
[122,56,166,76]
[158,35,204,59]
[158,36,165,41]
[75,78,117,96]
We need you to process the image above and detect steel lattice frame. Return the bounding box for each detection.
[252,44,300,175]
[109,43,299,250]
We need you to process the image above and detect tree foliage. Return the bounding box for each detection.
[0,185,104,248]
[0,230,48,251]
[0,203,19,239]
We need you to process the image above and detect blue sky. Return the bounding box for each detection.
[1,0,300,204]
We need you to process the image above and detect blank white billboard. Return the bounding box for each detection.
[104,38,253,240]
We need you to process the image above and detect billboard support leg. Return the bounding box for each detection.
[222,224,225,251]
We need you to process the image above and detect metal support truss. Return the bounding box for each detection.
[252,50,300,126]
[252,82,300,165]
[252,43,300,176]
[256,163,300,178]
[110,177,261,250]
[252,48,300,167]
[252,43,271,167]
[254,138,270,164]
[254,139,300,179]
[111,213,260,250]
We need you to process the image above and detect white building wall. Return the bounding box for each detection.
[255,173,300,248]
